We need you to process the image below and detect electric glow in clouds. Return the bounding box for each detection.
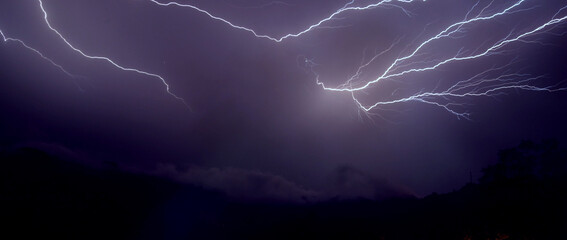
[1,0,566,119]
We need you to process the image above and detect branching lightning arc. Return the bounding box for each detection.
[1,0,566,118]
[1,29,73,78]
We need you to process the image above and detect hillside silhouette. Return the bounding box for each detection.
[1,140,566,239]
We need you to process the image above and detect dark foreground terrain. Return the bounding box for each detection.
[1,140,566,240]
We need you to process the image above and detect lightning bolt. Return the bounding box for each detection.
[37,0,188,107]
[225,1,295,10]
[146,0,567,118]
[3,0,567,118]
[0,28,79,88]
[354,13,567,118]
[4,0,421,109]
[302,0,567,118]
[148,0,425,42]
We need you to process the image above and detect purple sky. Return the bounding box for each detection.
[1,0,567,201]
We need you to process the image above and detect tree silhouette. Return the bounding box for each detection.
[480,139,567,184]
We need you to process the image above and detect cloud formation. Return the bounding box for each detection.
[155,163,414,203]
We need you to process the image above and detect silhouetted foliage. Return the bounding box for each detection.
[480,139,567,183]
[1,141,566,239]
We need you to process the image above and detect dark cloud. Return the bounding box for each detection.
[2,141,413,202]
[154,163,318,202]
[154,163,413,202]
[324,165,415,200]
[4,141,91,165]
[1,0,567,200]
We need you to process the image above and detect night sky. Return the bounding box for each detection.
[2,0,567,202]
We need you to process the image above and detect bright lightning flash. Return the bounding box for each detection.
[302,0,567,119]
[1,0,566,118]
[148,0,425,42]
[1,1,187,107]
[147,0,567,118]
[1,29,75,79]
